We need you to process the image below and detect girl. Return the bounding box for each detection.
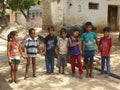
[24,28,40,79]
[68,28,83,78]
[56,28,68,74]
[7,31,26,83]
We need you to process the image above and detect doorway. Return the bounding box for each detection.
[108,5,118,30]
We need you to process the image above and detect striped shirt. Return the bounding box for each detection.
[25,37,39,57]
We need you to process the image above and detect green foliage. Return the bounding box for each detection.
[8,0,36,11]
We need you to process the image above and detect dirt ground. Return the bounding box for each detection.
[0,32,120,90]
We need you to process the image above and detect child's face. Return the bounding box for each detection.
[48,29,54,35]
[30,30,35,38]
[14,33,18,41]
[86,25,92,32]
[61,32,67,38]
[104,31,110,37]
[73,31,79,37]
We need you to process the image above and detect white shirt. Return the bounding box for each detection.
[57,37,68,54]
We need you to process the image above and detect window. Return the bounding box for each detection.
[89,3,99,10]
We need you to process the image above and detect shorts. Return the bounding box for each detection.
[11,59,20,65]
[56,54,67,67]
[84,50,95,63]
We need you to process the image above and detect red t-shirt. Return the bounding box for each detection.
[99,37,112,56]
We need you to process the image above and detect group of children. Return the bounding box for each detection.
[7,22,112,83]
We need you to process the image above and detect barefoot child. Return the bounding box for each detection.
[68,28,83,78]
[81,22,98,78]
[99,27,112,77]
[7,31,26,83]
[24,28,40,79]
[56,28,68,74]
[44,26,57,74]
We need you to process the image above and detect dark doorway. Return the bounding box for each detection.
[108,5,118,30]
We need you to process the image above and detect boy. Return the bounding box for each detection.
[56,28,68,74]
[99,27,112,78]
[44,26,57,74]
[81,22,98,78]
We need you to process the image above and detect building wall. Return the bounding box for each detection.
[42,0,120,31]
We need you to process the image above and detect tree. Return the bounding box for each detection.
[0,0,8,26]
[8,0,40,21]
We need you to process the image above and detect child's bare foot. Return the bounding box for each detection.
[24,75,28,80]
[8,80,14,83]
[79,74,83,79]
[86,74,89,78]
[89,74,94,78]
[14,80,19,83]
[62,72,65,75]
[104,74,109,78]
[33,74,37,77]
[71,73,75,77]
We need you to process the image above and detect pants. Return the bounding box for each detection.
[101,56,111,74]
[45,54,55,73]
[70,56,83,75]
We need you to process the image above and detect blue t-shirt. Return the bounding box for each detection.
[81,32,97,51]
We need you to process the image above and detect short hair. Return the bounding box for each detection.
[29,28,35,35]
[85,21,93,27]
[60,28,67,35]
[47,26,55,31]
[103,27,111,32]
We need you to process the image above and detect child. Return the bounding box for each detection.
[44,26,57,74]
[56,28,68,74]
[99,27,112,77]
[81,22,98,78]
[24,28,40,79]
[7,31,26,83]
[68,28,83,78]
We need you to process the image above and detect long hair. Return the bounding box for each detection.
[7,31,17,42]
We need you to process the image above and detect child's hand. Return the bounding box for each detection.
[82,52,84,57]
[23,55,28,59]
[8,59,12,64]
[42,51,46,56]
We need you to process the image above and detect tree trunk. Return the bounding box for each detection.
[2,0,8,26]
[20,9,29,22]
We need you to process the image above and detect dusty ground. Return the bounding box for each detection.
[0,32,120,90]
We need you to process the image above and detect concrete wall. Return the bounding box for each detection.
[42,0,120,31]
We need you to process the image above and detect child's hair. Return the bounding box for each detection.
[85,21,93,27]
[72,27,80,34]
[47,26,55,31]
[60,28,67,36]
[103,27,111,32]
[7,34,11,42]
[7,31,17,42]
[29,28,35,35]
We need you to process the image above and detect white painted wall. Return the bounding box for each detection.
[49,0,120,31]
[51,0,64,27]
[63,0,108,27]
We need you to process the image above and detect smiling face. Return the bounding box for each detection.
[104,31,110,37]
[30,30,35,39]
[14,33,18,41]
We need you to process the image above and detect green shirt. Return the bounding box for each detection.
[81,32,97,51]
